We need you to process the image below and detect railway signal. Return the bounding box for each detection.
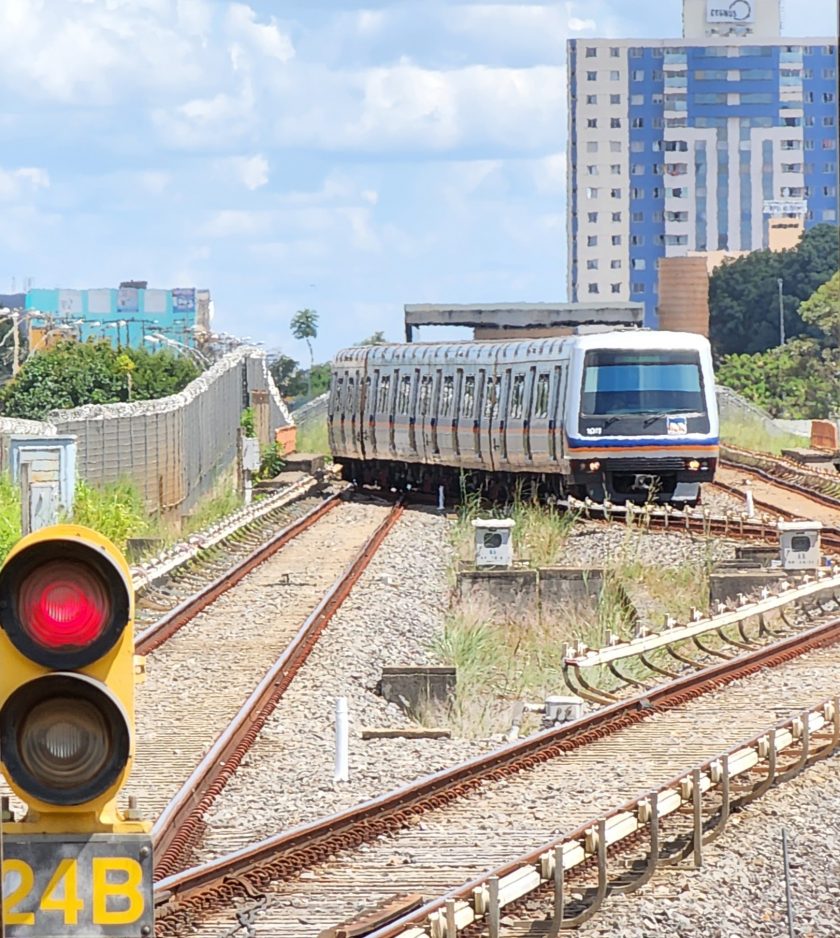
[0,524,152,937]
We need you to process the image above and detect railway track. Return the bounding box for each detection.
[152,608,840,937]
[125,499,400,868]
[721,443,840,507]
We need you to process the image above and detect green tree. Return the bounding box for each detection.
[359,330,386,345]
[709,224,840,357]
[797,270,840,349]
[267,353,300,395]
[290,308,319,398]
[0,340,199,420]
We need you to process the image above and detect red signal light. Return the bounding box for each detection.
[19,560,110,651]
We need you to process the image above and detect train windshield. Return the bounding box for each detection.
[581,349,704,416]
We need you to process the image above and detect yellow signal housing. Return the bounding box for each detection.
[0,524,149,834]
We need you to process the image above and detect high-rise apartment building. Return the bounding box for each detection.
[567,0,838,325]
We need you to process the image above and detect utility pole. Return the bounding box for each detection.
[12,311,20,375]
[777,278,785,345]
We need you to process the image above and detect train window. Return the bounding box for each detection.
[534,373,550,418]
[346,377,355,412]
[398,375,412,414]
[510,374,525,419]
[440,375,454,415]
[377,374,390,411]
[483,376,501,418]
[334,376,344,408]
[419,375,433,415]
[462,375,476,416]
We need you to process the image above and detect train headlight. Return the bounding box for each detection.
[588,460,601,472]
[687,459,701,471]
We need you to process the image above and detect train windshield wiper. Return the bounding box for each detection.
[602,415,621,429]
[643,411,677,427]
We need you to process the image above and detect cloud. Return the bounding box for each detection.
[222,155,270,190]
[227,3,295,62]
[0,165,50,201]
[568,17,597,31]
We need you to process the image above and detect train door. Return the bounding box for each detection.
[474,370,486,465]
[327,371,343,454]
[497,368,512,466]
[529,368,552,463]
[482,370,501,472]
[408,369,420,456]
[549,364,567,462]
[438,371,455,461]
[455,370,476,463]
[505,369,528,468]
[429,369,443,458]
[394,370,412,454]
[419,371,434,459]
[364,370,377,456]
[389,369,399,456]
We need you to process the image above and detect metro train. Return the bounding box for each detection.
[328,329,719,504]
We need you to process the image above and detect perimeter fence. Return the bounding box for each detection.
[0,348,292,519]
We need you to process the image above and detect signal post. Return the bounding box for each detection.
[0,525,153,937]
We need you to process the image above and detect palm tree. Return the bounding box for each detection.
[290,308,319,398]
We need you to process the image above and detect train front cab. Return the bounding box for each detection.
[566,340,718,505]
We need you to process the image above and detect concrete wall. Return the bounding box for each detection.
[0,349,293,519]
[657,255,709,336]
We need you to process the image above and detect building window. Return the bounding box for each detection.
[824,186,837,196]
[630,47,642,57]
[824,162,837,173]
[610,141,622,152]
[824,69,837,79]
[610,70,620,80]
[631,235,645,247]
[652,47,663,57]
[587,235,598,246]
[823,139,836,150]
[665,234,688,245]
[631,187,644,199]
[586,94,597,104]
[586,141,598,152]
[611,234,621,245]
[653,210,663,221]
[586,259,599,269]
[824,116,836,126]
[631,141,644,152]
[610,46,620,57]
[610,187,622,198]
[631,258,646,269]
[664,140,688,152]
[611,283,621,293]
[652,163,664,175]
[666,163,688,175]
[652,187,663,198]
[610,259,622,269]
[587,211,598,222]
[587,118,598,128]
[652,117,664,128]
[631,211,643,222]
[823,209,837,221]
[822,93,835,103]
[631,282,645,293]
[610,117,621,128]
[631,163,644,175]
[587,70,597,81]
[632,69,644,81]
[611,163,621,174]
[631,94,644,105]
[666,211,688,222]
[611,211,621,222]
[610,93,621,104]
[805,140,815,150]
[781,163,802,173]
[586,47,597,57]
[588,283,600,294]
[587,164,599,175]
[586,187,599,198]
[631,117,644,128]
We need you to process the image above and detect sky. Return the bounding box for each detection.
[1,0,836,365]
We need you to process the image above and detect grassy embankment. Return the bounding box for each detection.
[429,495,714,737]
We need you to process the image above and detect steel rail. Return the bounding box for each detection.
[151,500,405,880]
[361,697,840,938]
[135,492,342,654]
[721,446,840,507]
[152,613,840,932]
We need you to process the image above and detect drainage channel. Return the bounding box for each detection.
[152,616,840,936]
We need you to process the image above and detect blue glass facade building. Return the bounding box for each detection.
[568,35,839,325]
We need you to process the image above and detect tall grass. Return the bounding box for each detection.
[70,480,152,551]
[0,475,21,562]
[295,414,331,457]
[720,415,807,455]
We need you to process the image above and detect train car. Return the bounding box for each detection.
[328,330,718,504]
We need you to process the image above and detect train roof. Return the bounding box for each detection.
[333,330,711,365]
